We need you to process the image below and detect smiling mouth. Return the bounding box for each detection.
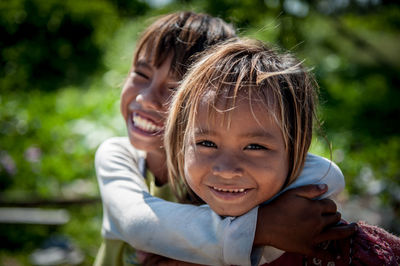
[211,186,247,193]
[132,113,163,134]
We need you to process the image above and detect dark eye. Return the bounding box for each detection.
[167,81,179,92]
[196,140,217,148]
[245,144,267,150]
[133,70,149,79]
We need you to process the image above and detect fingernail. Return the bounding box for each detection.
[318,184,327,190]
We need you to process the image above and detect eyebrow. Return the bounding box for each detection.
[193,128,216,137]
[134,60,152,71]
[194,127,278,141]
[134,59,179,83]
[240,130,278,141]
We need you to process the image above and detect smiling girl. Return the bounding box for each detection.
[165,38,400,265]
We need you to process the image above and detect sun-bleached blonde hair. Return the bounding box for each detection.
[164,38,319,203]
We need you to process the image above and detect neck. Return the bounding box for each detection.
[146,150,168,185]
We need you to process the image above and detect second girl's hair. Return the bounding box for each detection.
[133,11,236,79]
[165,38,319,202]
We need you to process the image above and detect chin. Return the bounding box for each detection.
[128,133,163,152]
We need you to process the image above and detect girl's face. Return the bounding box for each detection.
[120,54,178,153]
[183,94,289,216]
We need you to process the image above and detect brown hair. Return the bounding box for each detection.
[165,38,319,202]
[133,11,236,79]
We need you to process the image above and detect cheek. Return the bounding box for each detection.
[160,96,172,114]
[161,90,174,107]
[183,148,206,189]
[255,170,286,202]
[120,84,132,117]
[184,148,197,180]
[252,156,288,193]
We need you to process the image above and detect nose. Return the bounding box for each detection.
[212,155,244,179]
[136,86,163,111]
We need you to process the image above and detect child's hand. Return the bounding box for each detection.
[254,184,357,260]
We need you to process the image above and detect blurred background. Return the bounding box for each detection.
[1,0,399,265]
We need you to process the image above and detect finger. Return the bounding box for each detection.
[319,198,337,214]
[292,184,328,199]
[314,223,357,243]
[320,212,342,229]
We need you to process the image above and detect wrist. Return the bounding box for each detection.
[254,206,273,246]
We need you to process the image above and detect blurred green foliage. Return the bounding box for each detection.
[1,0,399,265]
[0,0,123,92]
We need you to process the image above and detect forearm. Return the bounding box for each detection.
[101,182,256,265]
[284,153,345,198]
[96,138,256,265]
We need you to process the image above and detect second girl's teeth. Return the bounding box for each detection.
[133,114,163,133]
[212,187,245,193]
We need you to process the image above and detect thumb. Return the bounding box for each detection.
[293,184,328,199]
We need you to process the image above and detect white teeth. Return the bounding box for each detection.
[133,114,163,133]
[212,186,245,193]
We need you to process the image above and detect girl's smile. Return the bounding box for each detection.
[183,94,289,216]
[130,111,163,136]
[210,186,247,193]
[209,185,251,201]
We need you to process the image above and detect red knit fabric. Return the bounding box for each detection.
[260,221,400,266]
[351,221,400,266]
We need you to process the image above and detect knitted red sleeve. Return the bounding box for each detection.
[351,221,400,266]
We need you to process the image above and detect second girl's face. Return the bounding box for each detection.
[120,54,178,153]
[184,94,289,216]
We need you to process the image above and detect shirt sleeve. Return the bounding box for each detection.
[95,137,256,266]
[284,153,345,198]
